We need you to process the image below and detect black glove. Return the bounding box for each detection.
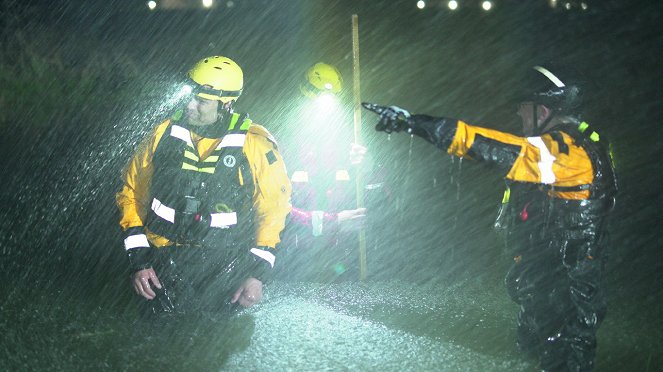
[362,103,413,134]
[127,247,154,272]
[363,102,458,149]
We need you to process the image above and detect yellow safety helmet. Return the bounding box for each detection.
[300,62,343,98]
[187,56,243,103]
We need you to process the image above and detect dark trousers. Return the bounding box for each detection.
[505,241,607,371]
[143,246,246,316]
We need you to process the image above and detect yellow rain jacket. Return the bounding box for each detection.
[116,117,292,252]
[448,120,596,200]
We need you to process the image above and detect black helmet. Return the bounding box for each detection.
[529,64,586,114]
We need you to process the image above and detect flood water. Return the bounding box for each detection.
[2,274,659,371]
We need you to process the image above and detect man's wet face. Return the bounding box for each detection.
[186,96,219,126]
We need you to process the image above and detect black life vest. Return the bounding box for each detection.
[145,112,256,248]
[501,121,617,251]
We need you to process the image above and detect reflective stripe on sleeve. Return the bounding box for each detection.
[218,134,247,148]
[249,247,276,268]
[170,125,194,147]
[527,136,556,184]
[124,234,150,250]
[151,198,175,223]
[210,212,238,228]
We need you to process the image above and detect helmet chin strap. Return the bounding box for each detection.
[532,102,554,136]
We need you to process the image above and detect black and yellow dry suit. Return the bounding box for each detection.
[116,111,291,312]
[401,114,616,371]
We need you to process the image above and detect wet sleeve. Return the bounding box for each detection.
[244,125,293,248]
[115,121,170,264]
[445,120,594,196]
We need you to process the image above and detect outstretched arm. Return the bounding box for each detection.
[362,103,594,195]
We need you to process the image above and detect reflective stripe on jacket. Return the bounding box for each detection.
[446,120,597,200]
[116,114,292,249]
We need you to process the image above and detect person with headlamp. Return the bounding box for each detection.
[116,56,292,314]
[279,62,378,281]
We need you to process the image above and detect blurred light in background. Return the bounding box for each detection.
[309,93,340,116]
[554,0,590,10]
[417,1,426,9]
[448,0,458,11]
[481,1,492,11]
[202,0,214,8]
[147,1,157,10]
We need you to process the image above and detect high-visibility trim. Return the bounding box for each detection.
[335,169,350,181]
[218,133,247,148]
[291,170,309,183]
[534,66,566,88]
[124,234,150,250]
[227,113,240,130]
[210,212,238,228]
[181,163,198,171]
[198,167,216,174]
[240,118,253,130]
[249,247,276,268]
[204,155,219,163]
[181,163,216,174]
[184,150,199,162]
[170,125,194,147]
[501,187,511,204]
[527,136,556,184]
[171,109,184,121]
[579,121,600,142]
[151,198,175,223]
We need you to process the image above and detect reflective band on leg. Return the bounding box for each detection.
[124,234,150,250]
[210,212,237,228]
[151,198,175,223]
[249,248,276,268]
[218,134,247,148]
[527,136,556,184]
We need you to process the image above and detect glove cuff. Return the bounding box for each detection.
[122,226,153,272]
[410,115,458,149]
[248,246,277,284]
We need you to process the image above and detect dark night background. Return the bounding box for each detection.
[0,0,661,370]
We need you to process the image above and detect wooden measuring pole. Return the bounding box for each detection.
[352,14,367,281]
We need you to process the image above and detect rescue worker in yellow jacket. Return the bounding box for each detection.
[116,56,291,313]
[363,64,617,371]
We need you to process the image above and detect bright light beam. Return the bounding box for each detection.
[448,1,458,11]
[482,1,492,11]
